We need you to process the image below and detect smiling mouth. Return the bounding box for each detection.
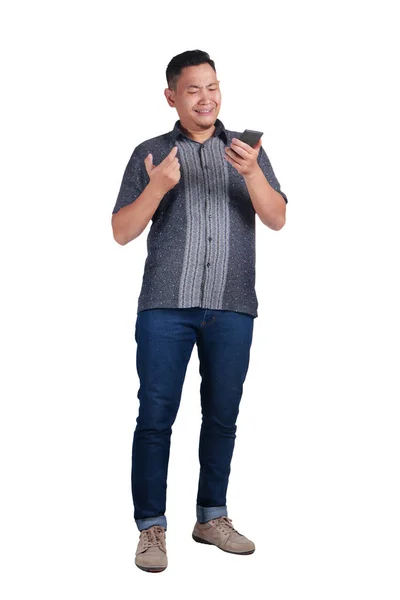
[195,107,214,114]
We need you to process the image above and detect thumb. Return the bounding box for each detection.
[144,152,153,174]
[254,139,262,149]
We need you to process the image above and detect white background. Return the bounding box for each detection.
[1,0,399,597]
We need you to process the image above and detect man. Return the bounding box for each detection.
[111,50,288,573]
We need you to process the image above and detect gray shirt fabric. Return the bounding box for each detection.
[112,118,287,318]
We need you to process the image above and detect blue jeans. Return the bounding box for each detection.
[132,307,255,532]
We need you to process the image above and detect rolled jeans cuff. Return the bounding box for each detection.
[136,515,167,532]
[196,504,227,523]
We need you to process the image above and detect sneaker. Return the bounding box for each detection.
[135,525,168,572]
[192,516,255,555]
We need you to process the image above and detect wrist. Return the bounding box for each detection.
[243,164,262,182]
[147,179,166,201]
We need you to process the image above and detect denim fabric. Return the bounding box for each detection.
[196,504,228,524]
[136,515,167,532]
[132,307,254,532]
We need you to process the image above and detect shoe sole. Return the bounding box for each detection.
[192,533,255,555]
[135,563,167,573]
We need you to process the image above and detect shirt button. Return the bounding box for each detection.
[208,237,212,241]
[207,262,210,267]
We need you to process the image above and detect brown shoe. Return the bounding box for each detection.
[135,525,168,572]
[192,516,255,555]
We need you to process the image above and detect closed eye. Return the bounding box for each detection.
[188,87,218,93]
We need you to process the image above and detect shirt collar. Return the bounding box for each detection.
[170,118,228,144]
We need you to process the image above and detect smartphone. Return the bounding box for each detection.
[239,129,263,147]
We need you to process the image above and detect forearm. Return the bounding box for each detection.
[244,165,286,230]
[112,181,165,245]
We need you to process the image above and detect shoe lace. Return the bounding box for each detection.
[212,516,236,535]
[140,526,166,552]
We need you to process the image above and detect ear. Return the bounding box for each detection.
[164,88,175,108]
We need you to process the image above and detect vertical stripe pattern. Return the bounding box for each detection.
[112,119,288,318]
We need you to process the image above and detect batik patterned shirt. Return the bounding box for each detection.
[112,118,287,318]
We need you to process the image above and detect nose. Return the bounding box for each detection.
[199,88,212,103]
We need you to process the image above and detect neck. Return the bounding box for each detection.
[179,121,216,143]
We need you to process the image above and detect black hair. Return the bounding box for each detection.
[166,50,216,90]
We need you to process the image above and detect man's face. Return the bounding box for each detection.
[165,63,221,130]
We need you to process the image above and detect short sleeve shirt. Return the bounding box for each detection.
[112,118,287,318]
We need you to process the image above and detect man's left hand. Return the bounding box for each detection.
[224,138,262,177]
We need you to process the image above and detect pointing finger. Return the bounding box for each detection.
[161,146,179,167]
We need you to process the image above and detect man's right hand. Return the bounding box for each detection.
[144,146,181,196]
